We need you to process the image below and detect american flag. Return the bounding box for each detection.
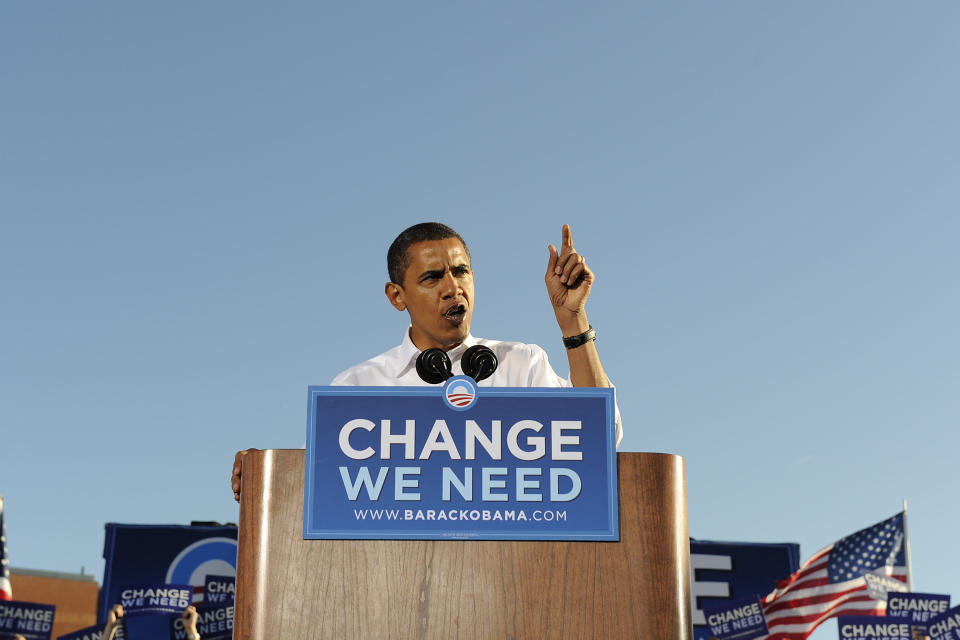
[760,512,908,640]
[0,496,11,600]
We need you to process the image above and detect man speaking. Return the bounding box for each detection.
[232,222,620,500]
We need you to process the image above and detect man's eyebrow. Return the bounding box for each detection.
[417,263,471,282]
[418,268,446,281]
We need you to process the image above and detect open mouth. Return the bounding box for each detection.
[443,303,467,325]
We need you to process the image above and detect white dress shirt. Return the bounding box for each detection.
[331,329,622,445]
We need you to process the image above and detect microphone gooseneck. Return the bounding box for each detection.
[461,345,498,383]
[416,348,453,384]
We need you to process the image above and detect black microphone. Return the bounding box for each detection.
[416,348,453,384]
[461,345,498,383]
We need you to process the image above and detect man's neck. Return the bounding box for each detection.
[407,328,467,352]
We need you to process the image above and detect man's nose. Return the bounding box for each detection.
[440,271,461,298]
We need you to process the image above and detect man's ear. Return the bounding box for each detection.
[385,281,406,311]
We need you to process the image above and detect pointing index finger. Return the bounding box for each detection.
[562,223,574,249]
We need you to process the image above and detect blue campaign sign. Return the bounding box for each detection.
[887,592,950,626]
[691,540,800,640]
[202,575,235,605]
[169,605,233,640]
[100,523,237,640]
[56,624,103,640]
[702,596,768,640]
[864,571,908,601]
[56,621,125,640]
[304,381,618,540]
[119,584,192,617]
[0,601,56,640]
[836,615,912,639]
[928,604,960,640]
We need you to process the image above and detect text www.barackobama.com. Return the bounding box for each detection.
[354,508,568,523]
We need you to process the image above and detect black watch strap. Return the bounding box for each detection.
[562,326,596,350]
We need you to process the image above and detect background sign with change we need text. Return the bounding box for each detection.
[836,615,912,640]
[702,596,768,640]
[0,601,55,640]
[304,380,618,540]
[886,592,950,629]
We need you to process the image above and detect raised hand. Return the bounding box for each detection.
[107,605,124,625]
[182,605,199,633]
[545,224,594,322]
[103,604,125,640]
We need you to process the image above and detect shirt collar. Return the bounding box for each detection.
[392,328,478,379]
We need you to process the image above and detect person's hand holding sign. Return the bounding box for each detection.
[103,604,125,640]
[182,605,200,640]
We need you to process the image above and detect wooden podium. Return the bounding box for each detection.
[235,450,691,639]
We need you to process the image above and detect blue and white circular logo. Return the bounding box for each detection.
[165,537,238,601]
[443,375,478,411]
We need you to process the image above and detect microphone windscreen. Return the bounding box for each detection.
[416,348,453,384]
[462,345,498,382]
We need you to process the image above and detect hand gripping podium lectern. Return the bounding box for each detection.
[234,450,691,639]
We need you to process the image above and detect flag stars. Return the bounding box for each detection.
[827,516,905,585]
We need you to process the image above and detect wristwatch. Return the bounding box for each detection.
[562,326,596,349]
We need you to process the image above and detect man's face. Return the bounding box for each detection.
[385,237,474,351]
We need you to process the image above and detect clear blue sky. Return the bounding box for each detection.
[2,3,958,638]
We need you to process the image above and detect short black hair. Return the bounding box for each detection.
[387,222,471,285]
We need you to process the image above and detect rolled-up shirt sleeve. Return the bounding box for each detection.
[523,344,623,447]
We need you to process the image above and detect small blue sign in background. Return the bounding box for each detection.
[886,592,950,626]
[119,584,192,617]
[100,523,237,640]
[169,604,234,640]
[926,604,960,640]
[304,385,617,540]
[202,575,235,605]
[702,595,768,640]
[691,540,800,640]
[836,615,912,640]
[0,601,56,640]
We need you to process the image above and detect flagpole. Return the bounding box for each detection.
[902,499,914,591]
